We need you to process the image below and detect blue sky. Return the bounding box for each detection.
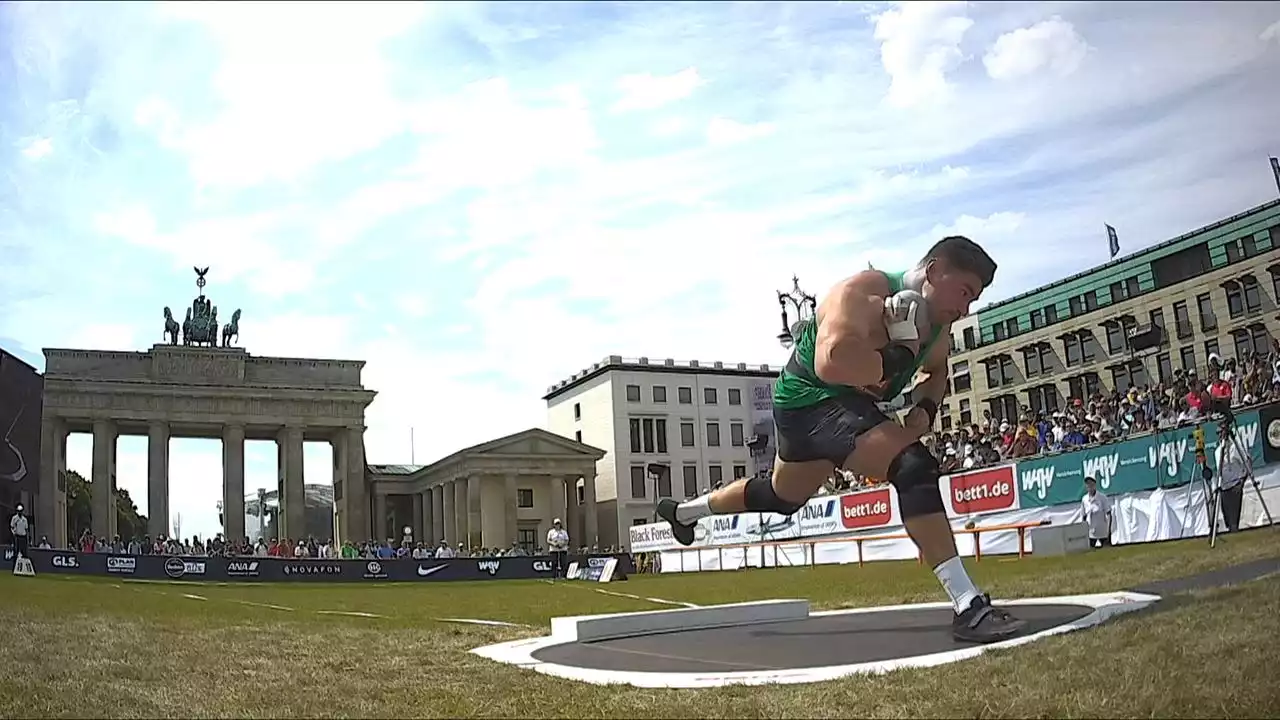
[2,1,1279,540]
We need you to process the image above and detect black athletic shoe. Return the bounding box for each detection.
[952,594,1028,643]
[656,498,696,546]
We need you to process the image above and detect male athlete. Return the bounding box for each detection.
[657,235,1027,644]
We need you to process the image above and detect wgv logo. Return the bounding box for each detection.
[1081,453,1120,490]
[1148,437,1189,479]
[1021,466,1055,500]
[1230,421,1260,453]
[477,560,500,575]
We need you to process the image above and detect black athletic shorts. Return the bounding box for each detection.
[773,391,890,467]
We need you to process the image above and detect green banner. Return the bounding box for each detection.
[1016,408,1265,508]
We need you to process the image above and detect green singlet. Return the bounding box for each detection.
[773,270,942,410]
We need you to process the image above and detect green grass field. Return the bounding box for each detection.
[2,530,1279,719]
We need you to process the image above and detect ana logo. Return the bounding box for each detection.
[799,500,836,521]
[477,560,500,575]
[164,557,187,578]
[226,561,260,576]
[416,564,446,577]
[106,556,136,573]
[840,488,893,529]
[51,554,78,569]
[950,466,1017,514]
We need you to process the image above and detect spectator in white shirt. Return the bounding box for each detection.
[546,519,569,577]
[1081,477,1113,548]
[1213,428,1250,533]
[434,540,455,558]
[9,504,29,559]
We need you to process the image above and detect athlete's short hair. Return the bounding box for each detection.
[919,235,997,288]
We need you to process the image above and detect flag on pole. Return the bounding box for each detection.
[1270,156,1280,197]
[1106,224,1120,259]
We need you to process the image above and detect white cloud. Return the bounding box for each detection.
[872,1,975,108]
[705,117,777,146]
[984,16,1091,81]
[612,67,704,112]
[1262,20,1280,43]
[19,136,53,160]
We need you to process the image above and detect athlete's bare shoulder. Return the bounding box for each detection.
[828,269,891,300]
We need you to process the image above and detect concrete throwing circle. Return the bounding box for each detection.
[471,592,1160,688]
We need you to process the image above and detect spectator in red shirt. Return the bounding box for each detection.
[1209,377,1232,403]
[1185,379,1211,415]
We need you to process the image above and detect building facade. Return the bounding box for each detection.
[544,356,778,548]
[940,199,1280,430]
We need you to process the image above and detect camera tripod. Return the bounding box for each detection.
[1182,419,1275,547]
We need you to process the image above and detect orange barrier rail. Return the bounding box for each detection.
[663,519,1052,573]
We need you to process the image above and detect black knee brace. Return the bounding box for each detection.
[743,474,807,516]
[886,442,946,518]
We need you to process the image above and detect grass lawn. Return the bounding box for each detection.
[1,529,1278,718]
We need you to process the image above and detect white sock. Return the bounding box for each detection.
[933,556,982,614]
[674,495,714,524]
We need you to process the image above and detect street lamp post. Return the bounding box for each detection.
[776,275,817,349]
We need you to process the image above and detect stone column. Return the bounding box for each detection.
[277,426,305,540]
[583,469,598,548]
[441,482,456,546]
[330,432,347,545]
[373,491,388,540]
[431,485,445,544]
[565,475,581,549]
[146,421,170,540]
[38,416,68,548]
[480,477,503,549]
[412,492,425,544]
[421,491,433,544]
[504,474,519,549]
[91,420,117,540]
[550,476,567,529]
[222,424,246,543]
[453,478,468,550]
[344,427,368,543]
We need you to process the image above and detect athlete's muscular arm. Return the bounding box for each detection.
[813,272,894,388]
[903,332,951,436]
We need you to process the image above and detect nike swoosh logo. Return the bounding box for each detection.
[417,565,446,576]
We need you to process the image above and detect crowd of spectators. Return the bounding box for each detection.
[820,348,1280,494]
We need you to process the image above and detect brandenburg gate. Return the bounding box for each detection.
[36,268,377,548]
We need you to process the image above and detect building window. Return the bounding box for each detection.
[1005,318,1018,338]
[1023,344,1051,377]
[1063,334,1086,366]
[706,422,721,447]
[959,399,972,426]
[985,356,1014,389]
[1026,385,1059,415]
[1029,309,1043,329]
[1224,282,1244,319]
[573,403,581,420]
[1069,296,1083,315]
[1126,276,1141,297]
[1195,293,1216,331]
[1156,353,1173,384]
[1179,345,1196,372]
[733,464,747,480]
[517,489,533,508]
[630,466,646,498]
[517,528,536,553]
[1272,268,1280,305]
[1084,291,1099,311]
[962,327,976,349]
[987,395,1018,422]
[1110,361,1146,392]
[728,388,742,405]
[1248,325,1271,356]
[1204,338,1219,363]
[952,361,971,392]
[680,422,695,447]
[682,465,698,497]
[708,465,724,487]
[652,385,667,403]
[1045,304,1059,324]
[729,422,745,446]
[1149,308,1166,343]
[626,384,641,402]
[1232,330,1252,360]
[1110,281,1127,303]
[1173,301,1193,338]
[574,430,582,443]
[654,466,672,498]
[1242,276,1263,314]
[678,386,692,404]
[1241,234,1259,257]
[629,418,668,454]
[703,387,717,404]
[1105,323,1125,355]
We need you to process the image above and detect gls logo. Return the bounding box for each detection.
[477,560,501,575]
[51,555,78,568]
[532,560,553,572]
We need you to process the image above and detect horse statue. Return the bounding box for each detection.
[183,298,220,347]
[162,307,181,345]
[221,309,242,348]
